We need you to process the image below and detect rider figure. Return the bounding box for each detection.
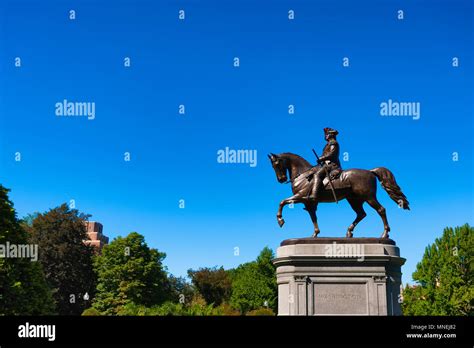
[308,127,341,201]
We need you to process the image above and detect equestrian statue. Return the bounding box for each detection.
[268,128,409,238]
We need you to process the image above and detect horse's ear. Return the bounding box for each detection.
[267,154,272,160]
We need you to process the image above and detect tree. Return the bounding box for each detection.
[402,224,473,315]
[167,274,195,305]
[92,232,171,314]
[187,266,232,306]
[230,247,277,314]
[0,185,55,315]
[21,212,39,227]
[26,204,96,315]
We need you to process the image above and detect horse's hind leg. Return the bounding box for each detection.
[304,203,319,237]
[366,197,390,238]
[346,199,367,238]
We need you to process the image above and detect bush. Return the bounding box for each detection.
[246,307,275,316]
[114,301,219,316]
[213,303,241,316]
[82,307,101,316]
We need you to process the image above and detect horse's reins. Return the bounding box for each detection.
[283,167,316,184]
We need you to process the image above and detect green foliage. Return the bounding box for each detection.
[20,212,39,227]
[0,185,55,315]
[26,204,96,315]
[82,307,101,316]
[230,246,277,314]
[1,184,280,317]
[167,274,195,305]
[181,302,216,316]
[246,307,275,316]
[402,224,473,316]
[187,266,232,306]
[92,232,171,315]
[114,298,241,316]
[212,302,240,316]
[112,247,277,316]
[115,301,217,316]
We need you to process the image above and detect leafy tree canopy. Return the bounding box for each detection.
[402,224,473,315]
[26,204,96,315]
[0,185,55,315]
[229,246,277,314]
[187,266,232,307]
[92,232,171,314]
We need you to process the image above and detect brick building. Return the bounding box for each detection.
[84,221,109,252]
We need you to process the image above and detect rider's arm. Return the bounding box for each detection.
[318,144,336,162]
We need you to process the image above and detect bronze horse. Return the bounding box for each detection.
[268,153,409,238]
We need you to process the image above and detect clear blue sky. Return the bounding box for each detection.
[1,0,472,285]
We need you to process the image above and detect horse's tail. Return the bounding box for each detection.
[370,167,410,210]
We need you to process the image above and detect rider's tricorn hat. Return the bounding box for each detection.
[324,127,339,136]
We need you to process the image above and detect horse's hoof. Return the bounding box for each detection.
[312,231,320,238]
[278,218,285,228]
[346,231,353,238]
[380,231,389,239]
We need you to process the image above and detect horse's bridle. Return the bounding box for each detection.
[283,166,315,184]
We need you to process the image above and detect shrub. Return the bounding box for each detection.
[82,307,101,316]
[246,307,275,316]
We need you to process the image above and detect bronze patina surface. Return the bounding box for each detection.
[269,128,410,239]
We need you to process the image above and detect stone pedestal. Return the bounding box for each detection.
[273,237,405,316]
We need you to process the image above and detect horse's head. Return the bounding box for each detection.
[268,153,288,183]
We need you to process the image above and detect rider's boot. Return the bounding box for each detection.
[309,176,322,201]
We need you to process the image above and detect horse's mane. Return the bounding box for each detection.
[279,152,313,169]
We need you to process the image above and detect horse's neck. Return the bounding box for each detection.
[286,155,311,180]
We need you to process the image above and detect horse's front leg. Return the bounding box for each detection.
[304,202,320,237]
[277,195,303,227]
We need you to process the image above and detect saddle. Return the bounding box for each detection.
[322,169,351,190]
[305,167,351,190]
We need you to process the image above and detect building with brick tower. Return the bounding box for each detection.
[84,221,109,253]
